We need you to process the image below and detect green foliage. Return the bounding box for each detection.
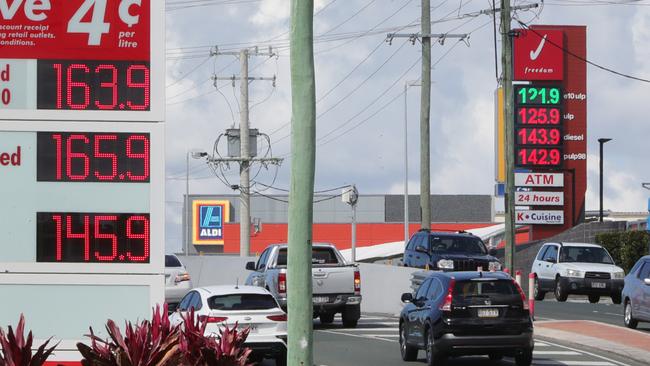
[0,314,57,366]
[596,230,650,272]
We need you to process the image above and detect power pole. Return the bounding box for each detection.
[211,47,278,257]
[288,0,316,365]
[420,0,431,230]
[501,0,516,273]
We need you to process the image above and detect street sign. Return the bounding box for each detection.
[516,210,564,225]
[515,191,564,206]
[515,172,564,187]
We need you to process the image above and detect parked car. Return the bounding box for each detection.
[403,230,501,271]
[531,242,625,303]
[165,254,193,311]
[622,255,650,329]
[399,271,533,366]
[245,243,362,327]
[169,285,287,365]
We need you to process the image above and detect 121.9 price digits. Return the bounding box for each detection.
[36,212,150,263]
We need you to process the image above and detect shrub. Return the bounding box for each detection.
[596,230,650,273]
[0,314,57,366]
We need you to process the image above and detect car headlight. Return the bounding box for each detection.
[612,271,625,279]
[437,259,454,270]
[488,261,502,271]
[565,269,583,278]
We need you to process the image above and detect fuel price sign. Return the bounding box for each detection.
[0,0,163,121]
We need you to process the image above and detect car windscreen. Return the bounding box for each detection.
[276,247,340,266]
[453,279,518,304]
[207,294,279,311]
[559,246,614,264]
[430,236,487,254]
[165,255,182,267]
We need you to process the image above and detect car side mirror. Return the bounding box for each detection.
[401,293,413,303]
[415,245,428,253]
[545,257,557,264]
[644,278,650,286]
[488,248,497,256]
[245,261,256,271]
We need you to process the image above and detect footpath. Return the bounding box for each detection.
[535,320,650,364]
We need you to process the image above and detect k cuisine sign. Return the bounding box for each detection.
[514,29,564,81]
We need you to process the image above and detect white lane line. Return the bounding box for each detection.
[317,329,394,343]
[533,361,614,366]
[539,340,630,366]
[356,321,399,326]
[535,342,551,347]
[327,327,398,332]
[365,334,399,337]
[534,351,582,355]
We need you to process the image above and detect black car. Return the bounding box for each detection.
[403,230,501,271]
[399,271,533,366]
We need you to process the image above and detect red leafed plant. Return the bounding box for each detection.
[76,304,182,366]
[179,309,253,366]
[0,314,57,366]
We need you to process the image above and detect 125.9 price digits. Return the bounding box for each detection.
[37,213,150,263]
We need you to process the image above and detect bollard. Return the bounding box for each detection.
[515,270,522,286]
[528,272,535,320]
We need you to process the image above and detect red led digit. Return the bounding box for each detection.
[550,109,560,124]
[550,149,561,165]
[94,134,118,180]
[550,129,561,144]
[126,215,150,262]
[66,134,90,180]
[94,64,118,110]
[66,64,90,110]
[94,215,118,261]
[53,63,63,109]
[53,214,63,261]
[67,215,90,261]
[126,135,150,181]
[52,134,63,180]
[126,65,150,110]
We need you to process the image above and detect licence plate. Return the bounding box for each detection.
[478,308,499,318]
[591,282,606,289]
[313,296,329,304]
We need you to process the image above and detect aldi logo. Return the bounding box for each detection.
[192,200,230,245]
[514,29,564,81]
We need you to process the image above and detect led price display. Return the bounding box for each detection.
[516,86,562,105]
[36,61,151,111]
[37,132,150,182]
[516,147,563,167]
[36,213,150,263]
[516,107,562,125]
[516,127,563,146]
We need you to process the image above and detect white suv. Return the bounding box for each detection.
[531,242,625,304]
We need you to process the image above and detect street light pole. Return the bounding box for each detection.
[598,138,612,222]
[185,150,208,256]
[404,80,420,246]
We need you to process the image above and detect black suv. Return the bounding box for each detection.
[399,271,533,366]
[403,230,501,271]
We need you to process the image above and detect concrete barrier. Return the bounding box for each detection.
[178,255,419,316]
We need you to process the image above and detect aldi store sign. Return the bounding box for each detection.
[516,210,564,225]
[192,200,230,245]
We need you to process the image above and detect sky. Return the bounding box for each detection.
[163,0,650,252]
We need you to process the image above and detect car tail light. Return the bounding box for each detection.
[439,278,456,312]
[354,270,361,296]
[513,279,530,311]
[267,314,288,321]
[198,316,228,323]
[175,272,191,283]
[278,273,287,295]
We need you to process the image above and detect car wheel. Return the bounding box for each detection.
[611,292,622,305]
[425,328,445,366]
[399,322,418,361]
[588,294,600,303]
[489,353,503,361]
[515,348,533,366]
[554,277,568,302]
[319,313,335,324]
[342,304,360,328]
[533,276,546,301]
[624,300,638,329]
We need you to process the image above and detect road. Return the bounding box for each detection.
[311,313,645,366]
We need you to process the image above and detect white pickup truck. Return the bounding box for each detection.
[244,243,362,327]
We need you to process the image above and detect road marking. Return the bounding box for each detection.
[317,329,395,342]
[536,342,551,347]
[533,361,614,365]
[330,327,398,332]
[539,340,630,366]
[534,351,582,355]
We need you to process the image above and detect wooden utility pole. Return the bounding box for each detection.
[288,0,315,364]
[420,0,431,230]
[501,0,516,272]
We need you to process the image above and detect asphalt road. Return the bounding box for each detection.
[311,314,645,366]
[534,295,650,333]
